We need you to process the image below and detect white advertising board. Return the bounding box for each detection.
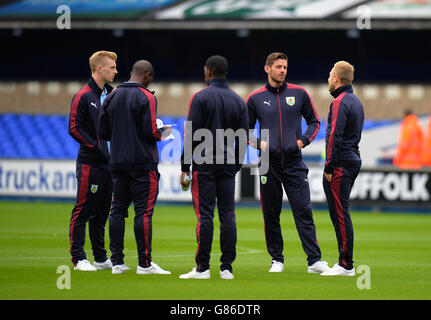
[254,166,431,203]
[0,160,240,202]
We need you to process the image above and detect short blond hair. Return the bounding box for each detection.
[89,50,117,73]
[333,61,354,85]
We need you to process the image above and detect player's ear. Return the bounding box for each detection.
[142,73,148,85]
[264,65,270,74]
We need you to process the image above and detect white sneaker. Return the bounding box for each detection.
[74,259,97,271]
[268,260,284,272]
[137,262,171,275]
[321,264,355,276]
[117,264,130,271]
[220,270,234,280]
[93,259,113,270]
[112,264,130,274]
[179,268,210,279]
[308,260,331,274]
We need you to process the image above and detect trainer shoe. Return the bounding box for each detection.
[74,259,97,271]
[179,268,210,279]
[220,270,234,280]
[321,263,355,276]
[268,260,284,273]
[307,260,331,274]
[112,264,130,274]
[93,259,113,270]
[137,262,171,275]
[117,264,130,271]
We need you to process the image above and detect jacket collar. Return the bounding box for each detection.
[330,84,353,98]
[119,81,155,94]
[265,81,287,94]
[88,77,113,97]
[208,78,229,88]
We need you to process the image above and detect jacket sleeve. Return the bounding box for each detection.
[142,93,163,142]
[69,93,98,149]
[181,93,202,172]
[235,100,250,172]
[98,93,112,141]
[300,90,320,147]
[246,95,261,149]
[325,101,348,174]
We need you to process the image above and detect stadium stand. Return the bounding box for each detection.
[0,81,430,119]
[1,0,430,165]
[0,113,76,159]
[0,111,396,161]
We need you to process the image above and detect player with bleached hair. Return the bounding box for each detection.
[321,61,364,276]
[68,50,117,271]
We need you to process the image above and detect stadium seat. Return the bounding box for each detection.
[0,113,390,161]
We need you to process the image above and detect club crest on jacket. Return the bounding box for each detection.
[90,184,98,193]
[286,96,295,106]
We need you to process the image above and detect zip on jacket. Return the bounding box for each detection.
[247,81,320,168]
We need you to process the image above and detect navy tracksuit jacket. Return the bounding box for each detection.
[99,82,165,268]
[181,78,249,273]
[323,84,364,270]
[247,81,322,265]
[68,77,113,266]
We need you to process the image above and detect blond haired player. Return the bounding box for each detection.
[68,51,118,271]
[321,61,364,276]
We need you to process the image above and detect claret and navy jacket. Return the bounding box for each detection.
[68,77,112,168]
[247,81,320,168]
[98,82,165,171]
[181,78,249,173]
[324,84,364,174]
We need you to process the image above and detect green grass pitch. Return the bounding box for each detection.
[0,200,430,300]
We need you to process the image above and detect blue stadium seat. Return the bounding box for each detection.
[0,113,396,161]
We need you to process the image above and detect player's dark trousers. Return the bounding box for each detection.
[69,161,112,265]
[191,168,237,273]
[259,161,321,266]
[322,166,360,270]
[109,170,159,268]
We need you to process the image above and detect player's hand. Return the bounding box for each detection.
[180,171,191,188]
[260,141,268,152]
[161,126,173,141]
[324,172,332,182]
[297,139,304,150]
[162,126,172,136]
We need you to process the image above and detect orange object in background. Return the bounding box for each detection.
[421,116,431,166]
[393,114,424,169]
